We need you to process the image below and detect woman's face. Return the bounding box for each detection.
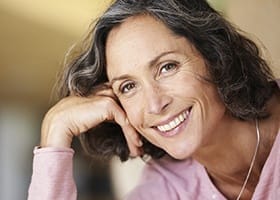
[106,15,227,159]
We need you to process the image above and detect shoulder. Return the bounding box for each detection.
[141,156,199,181]
[125,156,205,200]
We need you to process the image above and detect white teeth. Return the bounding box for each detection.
[179,114,184,122]
[163,124,170,131]
[175,118,180,125]
[157,110,189,132]
[170,121,176,128]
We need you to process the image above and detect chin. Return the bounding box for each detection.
[166,146,194,160]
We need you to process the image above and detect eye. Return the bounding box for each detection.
[120,82,136,94]
[159,62,177,75]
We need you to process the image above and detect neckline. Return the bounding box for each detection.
[198,130,280,200]
[251,129,280,198]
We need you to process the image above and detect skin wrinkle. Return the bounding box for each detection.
[104,15,279,199]
[54,0,278,198]
[106,15,226,159]
[109,39,210,99]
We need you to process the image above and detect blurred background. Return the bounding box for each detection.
[0,0,279,199]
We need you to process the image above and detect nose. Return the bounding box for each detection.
[144,82,172,115]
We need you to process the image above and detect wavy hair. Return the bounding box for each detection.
[56,0,275,161]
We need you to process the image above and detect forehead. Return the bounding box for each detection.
[105,15,193,81]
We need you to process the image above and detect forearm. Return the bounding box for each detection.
[28,147,77,200]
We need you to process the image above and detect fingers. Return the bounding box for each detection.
[67,83,143,157]
[121,120,143,157]
[91,83,116,98]
[93,83,143,156]
[106,99,143,157]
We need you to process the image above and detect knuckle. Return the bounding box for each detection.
[103,97,116,107]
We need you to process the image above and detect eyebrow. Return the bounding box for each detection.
[110,50,176,85]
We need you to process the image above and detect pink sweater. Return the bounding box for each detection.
[28,130,280,200]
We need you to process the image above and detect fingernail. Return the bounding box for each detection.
[138,140,143,146]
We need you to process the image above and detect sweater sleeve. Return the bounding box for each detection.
[28,147,77,200]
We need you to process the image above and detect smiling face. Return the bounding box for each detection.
[106,15,227,159]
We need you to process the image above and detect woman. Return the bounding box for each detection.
[28,0,280,199]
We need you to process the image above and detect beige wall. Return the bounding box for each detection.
[0,0,279,105]
[0,0,111,105]
[226,0,280,77]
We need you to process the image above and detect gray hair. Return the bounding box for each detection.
[57,0,275,161]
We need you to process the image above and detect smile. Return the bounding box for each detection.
[156,107,192,133]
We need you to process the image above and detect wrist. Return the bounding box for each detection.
[41,118,74,148]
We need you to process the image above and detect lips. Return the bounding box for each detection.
[154,107,192,135]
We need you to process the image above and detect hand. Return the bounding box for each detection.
[40,84,142,156]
